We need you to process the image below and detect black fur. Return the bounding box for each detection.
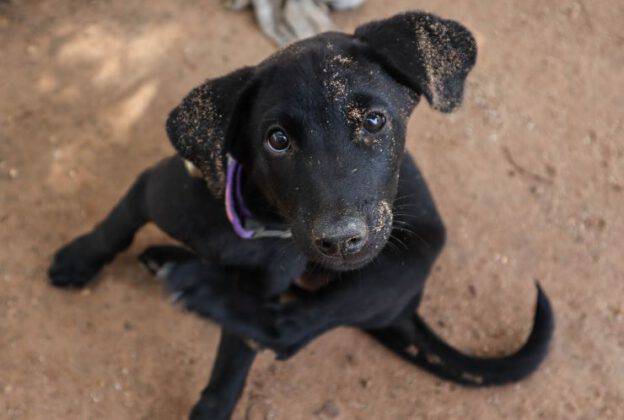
[355,12,477,112]
[48,11,553,420]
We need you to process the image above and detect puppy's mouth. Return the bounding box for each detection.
[313,250,379,271]
[292,201,394,272]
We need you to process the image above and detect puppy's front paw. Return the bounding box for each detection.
[239,302,306,358]
[48,238,104,288]
[189,395,228,420]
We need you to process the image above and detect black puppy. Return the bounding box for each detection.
[49,11,553,420]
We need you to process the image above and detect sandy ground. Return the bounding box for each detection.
[1,0,623,419]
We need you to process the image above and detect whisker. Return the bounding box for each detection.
[394,203,421,210]
[392,212,420,219]
[384,239,401,254]
[394,192,418,200]
[390,234,409,250]
[391,226,417,236]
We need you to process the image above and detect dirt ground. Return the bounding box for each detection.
[1,0,623,419]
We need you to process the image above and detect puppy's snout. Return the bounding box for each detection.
[313,217,368,257]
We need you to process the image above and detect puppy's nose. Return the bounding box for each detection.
[313,217,368,257]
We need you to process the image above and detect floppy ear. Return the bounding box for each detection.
[355,11,477,113]
[166,67,255,196]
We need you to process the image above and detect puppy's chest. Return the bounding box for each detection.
[191,227,303,271]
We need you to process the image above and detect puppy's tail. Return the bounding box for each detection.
[369,282,554,386]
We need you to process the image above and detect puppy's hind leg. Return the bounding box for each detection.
[49,170,151,288]
[138,245,197,276]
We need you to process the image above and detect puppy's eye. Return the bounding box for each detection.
[363,112,386,133]
[265,128,290,154]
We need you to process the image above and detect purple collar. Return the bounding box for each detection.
[225,155,292,240]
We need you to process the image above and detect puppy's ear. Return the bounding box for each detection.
[166,67,255,196]
[355,11,477,113]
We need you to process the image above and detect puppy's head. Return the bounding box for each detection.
[167,11,476,271]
